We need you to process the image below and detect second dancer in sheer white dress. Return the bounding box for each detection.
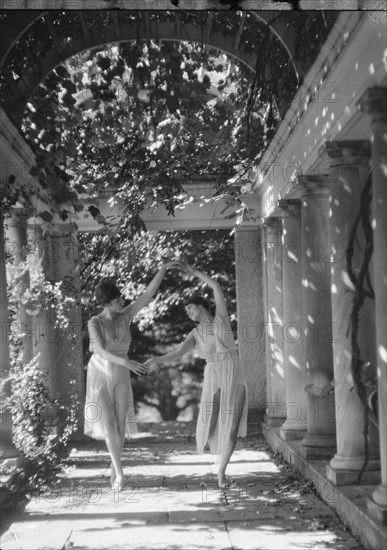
[146,264,247,488]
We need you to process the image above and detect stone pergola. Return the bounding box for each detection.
[0,3,386,549]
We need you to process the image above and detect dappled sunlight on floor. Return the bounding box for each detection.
[1,422,363,550]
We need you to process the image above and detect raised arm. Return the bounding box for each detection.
[183,265,229,318]
[122,261,179,320]
[145,330,196,373]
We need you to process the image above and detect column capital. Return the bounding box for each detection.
[6,207,31,228]
[359,86,387,123]
[261,216,282,229]
[298,175,330,198]
[325,140,371,167]
[278,199,301,217]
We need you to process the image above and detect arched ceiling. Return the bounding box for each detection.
[0,9,337,126]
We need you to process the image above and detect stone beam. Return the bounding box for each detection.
[77,184,261,232]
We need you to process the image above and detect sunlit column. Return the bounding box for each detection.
[360,87,387,521]
[51,228,84,427]
[325,140,380,484]
[299,176,336,458]
[26,223,55,389]
[278,199,307,440]
[235,228,266,419]
[0,187,20,465]
[261,217,285,426]
[27,223,84,430]
[5,207,33,363]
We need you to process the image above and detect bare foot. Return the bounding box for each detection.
[111,475,125,492]
[110,462,116,486]
[218,469,227,489]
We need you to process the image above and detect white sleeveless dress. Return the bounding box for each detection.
[84,314,138,440]
[193,311,248,458]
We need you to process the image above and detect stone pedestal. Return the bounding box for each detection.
[262,217,285,426]
[0,202,20,467]
[278,200,307,441]
[325,140,380,485]
[235,228,266,421]
[360,87,387,523]
[299,176,336,458]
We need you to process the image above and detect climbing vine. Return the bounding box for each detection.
[346,171,378,481]
[6,251,80,488]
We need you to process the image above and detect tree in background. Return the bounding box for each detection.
[80,228,236,421]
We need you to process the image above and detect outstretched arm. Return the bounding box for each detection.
[183,265,229,318]
[145,330,196,373]
[122,261,180,320]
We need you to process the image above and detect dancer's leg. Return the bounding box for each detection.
[110,385,130,489]
[98,389,124,489]
[207,388,221,442]
[218,384,246,488]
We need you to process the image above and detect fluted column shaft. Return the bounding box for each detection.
[278,200,307,440]
[262,217,285,425]
[360,87,387,517]
[325,140,379,484]
[299,176,336,457]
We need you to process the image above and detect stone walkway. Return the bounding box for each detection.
[1,422,364,550]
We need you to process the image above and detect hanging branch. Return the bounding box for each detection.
[345,171,378,482]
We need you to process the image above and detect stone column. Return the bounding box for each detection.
[0,188,20,465]
[325,140,380,484]
[26,223,55,388]
[6,208,33,363]
[27,223,84,431]
[261,217,285,426]
[360,87,387,523]
[299,176,336,457]
[235,228,266,421]
[278,199,307,440]
[51,229,84,415]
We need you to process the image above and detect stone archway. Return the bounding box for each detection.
[0,9,336,126]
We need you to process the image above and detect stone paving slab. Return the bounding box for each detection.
[70,523,232,550]
[226,520,361,550]
[1,422,364,550]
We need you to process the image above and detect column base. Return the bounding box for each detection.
[302,433,336,448]
[264,414,286,428]
[280,424,307,441]
[372,483,387,507]
[300,433,336,458]
[327,465,381,486]
[367,498,387,525]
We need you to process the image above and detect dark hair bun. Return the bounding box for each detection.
[185,294,210,311]
[95,279,121,306]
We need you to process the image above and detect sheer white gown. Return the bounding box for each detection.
[84,314,138,440]
[193,310,248,459]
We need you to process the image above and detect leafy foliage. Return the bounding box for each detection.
[6,356,77,488]
[6,252,79,487]
[19,40,279,231]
